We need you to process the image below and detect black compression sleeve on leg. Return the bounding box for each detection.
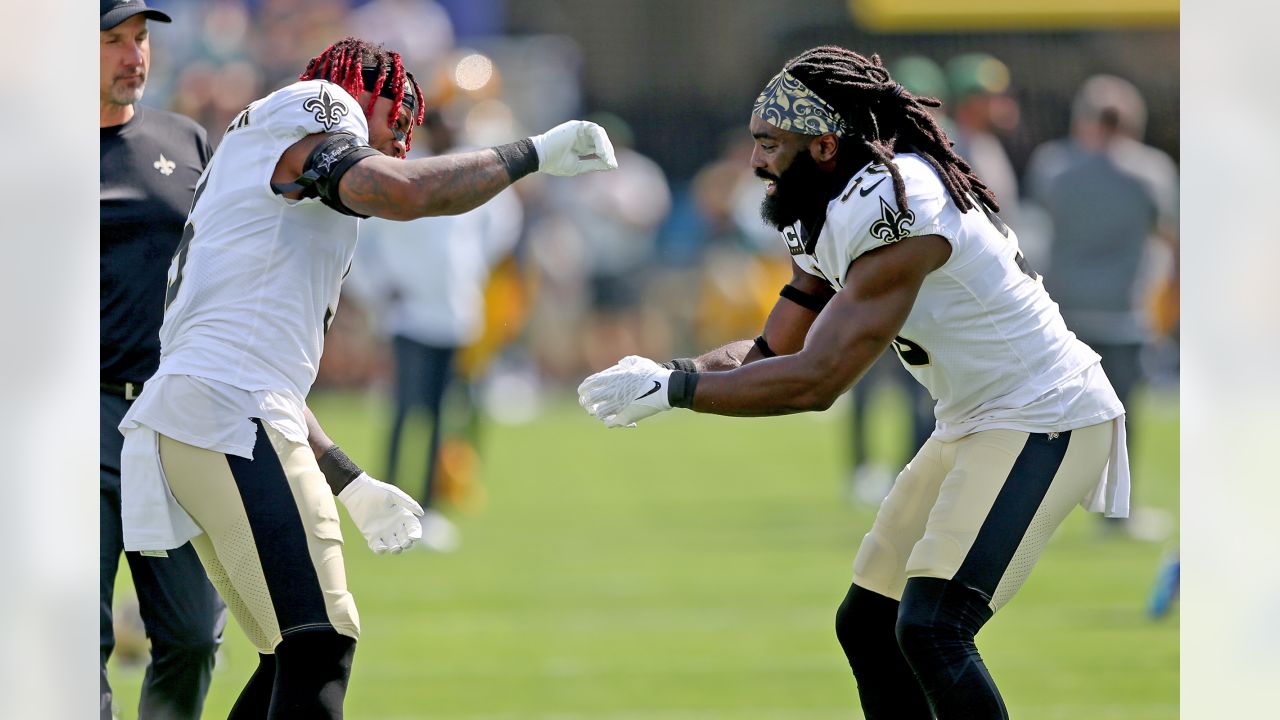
[835,583,933,720]
[896,577,1007,719]
[227,653,275,720]
[317,446,363,495]
[270,630,356,720]
[492,138,539,182]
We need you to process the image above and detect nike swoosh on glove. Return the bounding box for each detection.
[577,355,672,428]
[337,473,424,554]
[530,120,619,176]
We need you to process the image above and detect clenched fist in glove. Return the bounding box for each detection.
[337,473,424,554]
[578,355,674,428]
[531,120,619,176]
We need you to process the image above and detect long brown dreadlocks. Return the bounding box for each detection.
[784,46,999,216]
[299,37,426,151]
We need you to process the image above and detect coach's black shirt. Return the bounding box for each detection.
[101,105,211,384]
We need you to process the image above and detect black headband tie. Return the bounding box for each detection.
[360,65,418,115]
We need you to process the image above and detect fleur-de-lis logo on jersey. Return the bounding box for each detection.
[869,197,915,244]
[153,153,175,176]
[303,86,349,131]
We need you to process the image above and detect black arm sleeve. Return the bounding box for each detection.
[271,131,382,218]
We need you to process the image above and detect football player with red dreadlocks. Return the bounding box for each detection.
[116,36,616,718]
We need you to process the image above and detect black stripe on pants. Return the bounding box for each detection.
[952,431,1072,599]
[225,419,332,635]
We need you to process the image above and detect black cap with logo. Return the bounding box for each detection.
[100,0,172,31]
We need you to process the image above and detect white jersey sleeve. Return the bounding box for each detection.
[817,158,963,288]
[256,79,370,145]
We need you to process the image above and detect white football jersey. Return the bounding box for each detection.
[783,154,1123,440]
[153,79,370,411]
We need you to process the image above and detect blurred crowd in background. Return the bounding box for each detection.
[138,0,1179,527]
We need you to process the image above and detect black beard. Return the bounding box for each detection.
[758,150,843,231]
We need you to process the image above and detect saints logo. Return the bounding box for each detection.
[869,197,915,244]
[303,86,349,131]
[153,154,175,176]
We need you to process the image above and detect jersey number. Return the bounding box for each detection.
[165,158,214,313]
[891,336,931,367]
[164,221,194,312]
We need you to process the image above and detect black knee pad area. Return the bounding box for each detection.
[835,583,902,666]
[895,577,993,662]
[896,577,1008,719]
[271,630,357,719]
[835,583,935,720]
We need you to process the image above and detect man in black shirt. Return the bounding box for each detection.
[100,2,226,718]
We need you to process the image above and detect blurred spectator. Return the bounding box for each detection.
[888,55,955,136]
[1025,74,1178,539]
[253,0,351,85]
[946,53,1022,228]
[350,0,455,73]
[687,133,787,352]
[348,109,524,551]
[557,112,672,371]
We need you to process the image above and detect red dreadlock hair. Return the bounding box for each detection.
[299,37,427,152]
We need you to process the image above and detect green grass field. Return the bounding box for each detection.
[108,386,1179,719]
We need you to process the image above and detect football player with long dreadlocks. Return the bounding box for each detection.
[116,37,616,718]
[578,45,1128,719]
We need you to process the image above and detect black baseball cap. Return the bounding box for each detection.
[100,0,172,31]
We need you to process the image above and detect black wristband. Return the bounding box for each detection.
[661,357,698,373]
[667,370,699,409]
[753,334,777,358]
[317,445,364,495]
[492,138,539,182]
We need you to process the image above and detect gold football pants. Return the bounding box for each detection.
[852,422,1112,611]
[158,420,359,652]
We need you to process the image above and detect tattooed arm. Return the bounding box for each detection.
[337,150,515,221]
[272,121,613,222]
[271,132,518,221]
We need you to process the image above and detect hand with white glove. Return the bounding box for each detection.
[337,473,424,554]
[578,355,673,428]
[530,120,619,176]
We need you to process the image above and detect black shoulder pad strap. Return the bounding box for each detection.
[779,283,831,313]
[271,131,381,218]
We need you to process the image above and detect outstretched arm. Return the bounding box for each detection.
[690,235,949,415]
[339,148,518,220]
[275,120,616,221]
[691,235,952,415]
[580,235,949,425]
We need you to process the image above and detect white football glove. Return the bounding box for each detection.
[578,355,672,428]
[530,120,618,176]
[337,473,424,555]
